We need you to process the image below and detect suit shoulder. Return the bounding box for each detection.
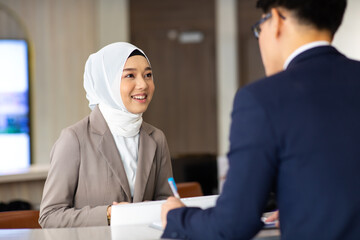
[141,121,166,141]
[56,115,90,146]
[245,71,288,92]
[237,72,286,102]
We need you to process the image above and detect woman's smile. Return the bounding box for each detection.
[131,93,148,103]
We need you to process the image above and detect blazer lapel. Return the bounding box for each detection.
[90,106,132,201]
[98,131,132,201]
[133,124,156,202]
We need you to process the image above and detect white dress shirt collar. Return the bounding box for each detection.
[283,41,330,70]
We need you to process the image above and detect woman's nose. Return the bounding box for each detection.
[136,76,148,89]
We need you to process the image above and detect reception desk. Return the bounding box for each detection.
[0,165,49,210]
[0,225,280,240]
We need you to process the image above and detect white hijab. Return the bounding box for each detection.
[83,42,150,137]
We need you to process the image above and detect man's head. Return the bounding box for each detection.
[256,0,347,36]
[254,0,347,76]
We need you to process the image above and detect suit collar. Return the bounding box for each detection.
[284,41,330,69]
[89,105,157,202]
[133,122,156,202]
[89,106,155,135]
[287,45,340,70]
[89,105,108,135]
[139,121,155,135]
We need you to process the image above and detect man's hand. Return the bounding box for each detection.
[161,197,185,229]
[265,210,280,228]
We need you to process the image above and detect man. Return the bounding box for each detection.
[161,0,360,239]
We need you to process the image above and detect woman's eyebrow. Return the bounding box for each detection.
[123,68,136,71]
[123,67,152,71]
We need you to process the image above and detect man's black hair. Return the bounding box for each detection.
[256,0,347,36]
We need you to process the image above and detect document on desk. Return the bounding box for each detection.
[111,195,219,228]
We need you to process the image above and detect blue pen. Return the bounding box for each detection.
[168,177,180,198]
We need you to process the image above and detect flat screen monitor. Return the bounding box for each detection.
[0,39,31,174]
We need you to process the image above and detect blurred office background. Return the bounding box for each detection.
[0,0,359,210]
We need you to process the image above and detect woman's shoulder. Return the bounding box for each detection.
[141,121,166,141]
[50,116,90,157]
[54,114,92,147]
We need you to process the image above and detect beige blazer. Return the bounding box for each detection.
[39,106,173,228]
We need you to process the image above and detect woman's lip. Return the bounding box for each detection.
[131,93,148,102]
[131,93,147,98]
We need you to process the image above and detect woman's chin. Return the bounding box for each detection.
[127,105,149,114]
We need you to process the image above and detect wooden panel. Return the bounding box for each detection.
[0,210,41,229]
[0,0,98,164]
[0,180,45,209]
[238,0,266,87]
[130,0,217,156]
[0,3,25,38]
[130,0,214,31]
[177,182,203,198]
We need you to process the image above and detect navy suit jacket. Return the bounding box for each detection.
[162,46,360,239]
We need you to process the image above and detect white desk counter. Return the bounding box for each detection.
[0,225,279,240]
[0,165,49,184]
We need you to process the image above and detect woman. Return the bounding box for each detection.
[39,42,173,228]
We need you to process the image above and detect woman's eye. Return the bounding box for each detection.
[145,73,152,78]
[125,74,134,78]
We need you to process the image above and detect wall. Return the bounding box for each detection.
[0,0,128,165]
[333,0,360,61]
[215,0,238,156]
[98,0,129,47]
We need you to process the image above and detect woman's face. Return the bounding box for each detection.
[120,55,155,114]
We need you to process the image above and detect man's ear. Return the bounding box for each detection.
[270,8,284,39]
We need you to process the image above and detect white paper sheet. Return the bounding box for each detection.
[111,195,219,227]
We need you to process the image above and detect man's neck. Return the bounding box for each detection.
[281,28,333,67]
